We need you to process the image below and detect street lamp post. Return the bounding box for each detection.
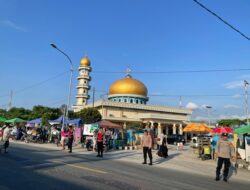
[244,80,249,124]
[51,44,73,127]
[206,105,212,127]
[100,94,107,118]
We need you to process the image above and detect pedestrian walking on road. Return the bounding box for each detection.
[142,130,153,165]
[211,134,219,160]
[2,123,12,153]
[67,126,74,153]
[61,128,67,150]
[96,128,104,157]
[215,133,234,182]
[92,130,97,152]
[157,130,168,158]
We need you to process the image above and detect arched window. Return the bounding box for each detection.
[136,100,138,104]
[130,99,133,103]
[124,99,127,103]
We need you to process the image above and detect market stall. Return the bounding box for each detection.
[183,123,212,159]
[234,125,250,168]
[83,120,122,151]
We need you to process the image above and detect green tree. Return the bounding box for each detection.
[68,110,79,120]
[29,105,50,119]
[4,107,31,120]
[77,107,102,124]
[0,108,7,117]
[42,111,61,125]
[218,119,245,127]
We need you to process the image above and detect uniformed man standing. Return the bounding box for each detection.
[215,133,234,182]
[141,130,153,165]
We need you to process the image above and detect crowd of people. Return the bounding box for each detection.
[0,123,118,157]
[0,124,74,153]
[0,123,237,182]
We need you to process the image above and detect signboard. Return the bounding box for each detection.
[83,124,99,136]
[74,128,82,144]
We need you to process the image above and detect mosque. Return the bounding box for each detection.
[72,56,192,139]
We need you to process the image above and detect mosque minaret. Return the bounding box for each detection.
[72,56,91,112]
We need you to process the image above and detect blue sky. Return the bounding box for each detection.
[0,0,250,121]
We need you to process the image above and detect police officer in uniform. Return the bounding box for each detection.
[215,133,234,182]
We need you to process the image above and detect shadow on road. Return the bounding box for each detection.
[153,153,181,165]
[228,164,237,180]
[0,154,96,190]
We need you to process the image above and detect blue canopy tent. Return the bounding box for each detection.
[65,119,82,127]
[27,118,42,124]
[48,116,65,125]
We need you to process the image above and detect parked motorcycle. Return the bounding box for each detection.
[25,134,43,144]
[86,139,93,151]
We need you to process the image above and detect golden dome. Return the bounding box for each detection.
[80,56,91,66]
[109,75,148,97]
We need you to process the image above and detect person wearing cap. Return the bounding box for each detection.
[215,133,234,182]
[141,130,153,165]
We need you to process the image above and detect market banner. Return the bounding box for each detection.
[83,124,99,135]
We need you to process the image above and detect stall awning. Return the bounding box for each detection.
[5,118,26,123]
[27,118,42,124]
[97,120,122,129]
[48,116,64,125]
[65,119,82,127]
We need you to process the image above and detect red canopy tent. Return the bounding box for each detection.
[212,127,233,134]
[98,120,122,129]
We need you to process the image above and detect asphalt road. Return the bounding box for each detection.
[0,143,249,190]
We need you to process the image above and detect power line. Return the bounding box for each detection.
[193,0,250,41]
[85,91,248,98]
[0,93,9,99]
[0,71,69,100]
[93,68,250,74]
[149,93,248,97]
[15,71,69,94]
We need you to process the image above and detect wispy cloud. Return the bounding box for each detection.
[224,104,240,109]
[239,75,250,80]
[224,81,244,89]
[218,114,245,120]
[192,116,208,121]
[232,94,242,99]
[0,19,26,32]
[186,102,199,110]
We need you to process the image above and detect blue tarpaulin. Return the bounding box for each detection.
[65,119,82,127]
[27,118,42,124]
[48,116,65,125]
[48,116,82,127]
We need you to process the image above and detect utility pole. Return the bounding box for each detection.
[100,94,105,117]
[179,96,182,108]
[92,87,95,108]
[7,90,13,111]
[244,80,249,124]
